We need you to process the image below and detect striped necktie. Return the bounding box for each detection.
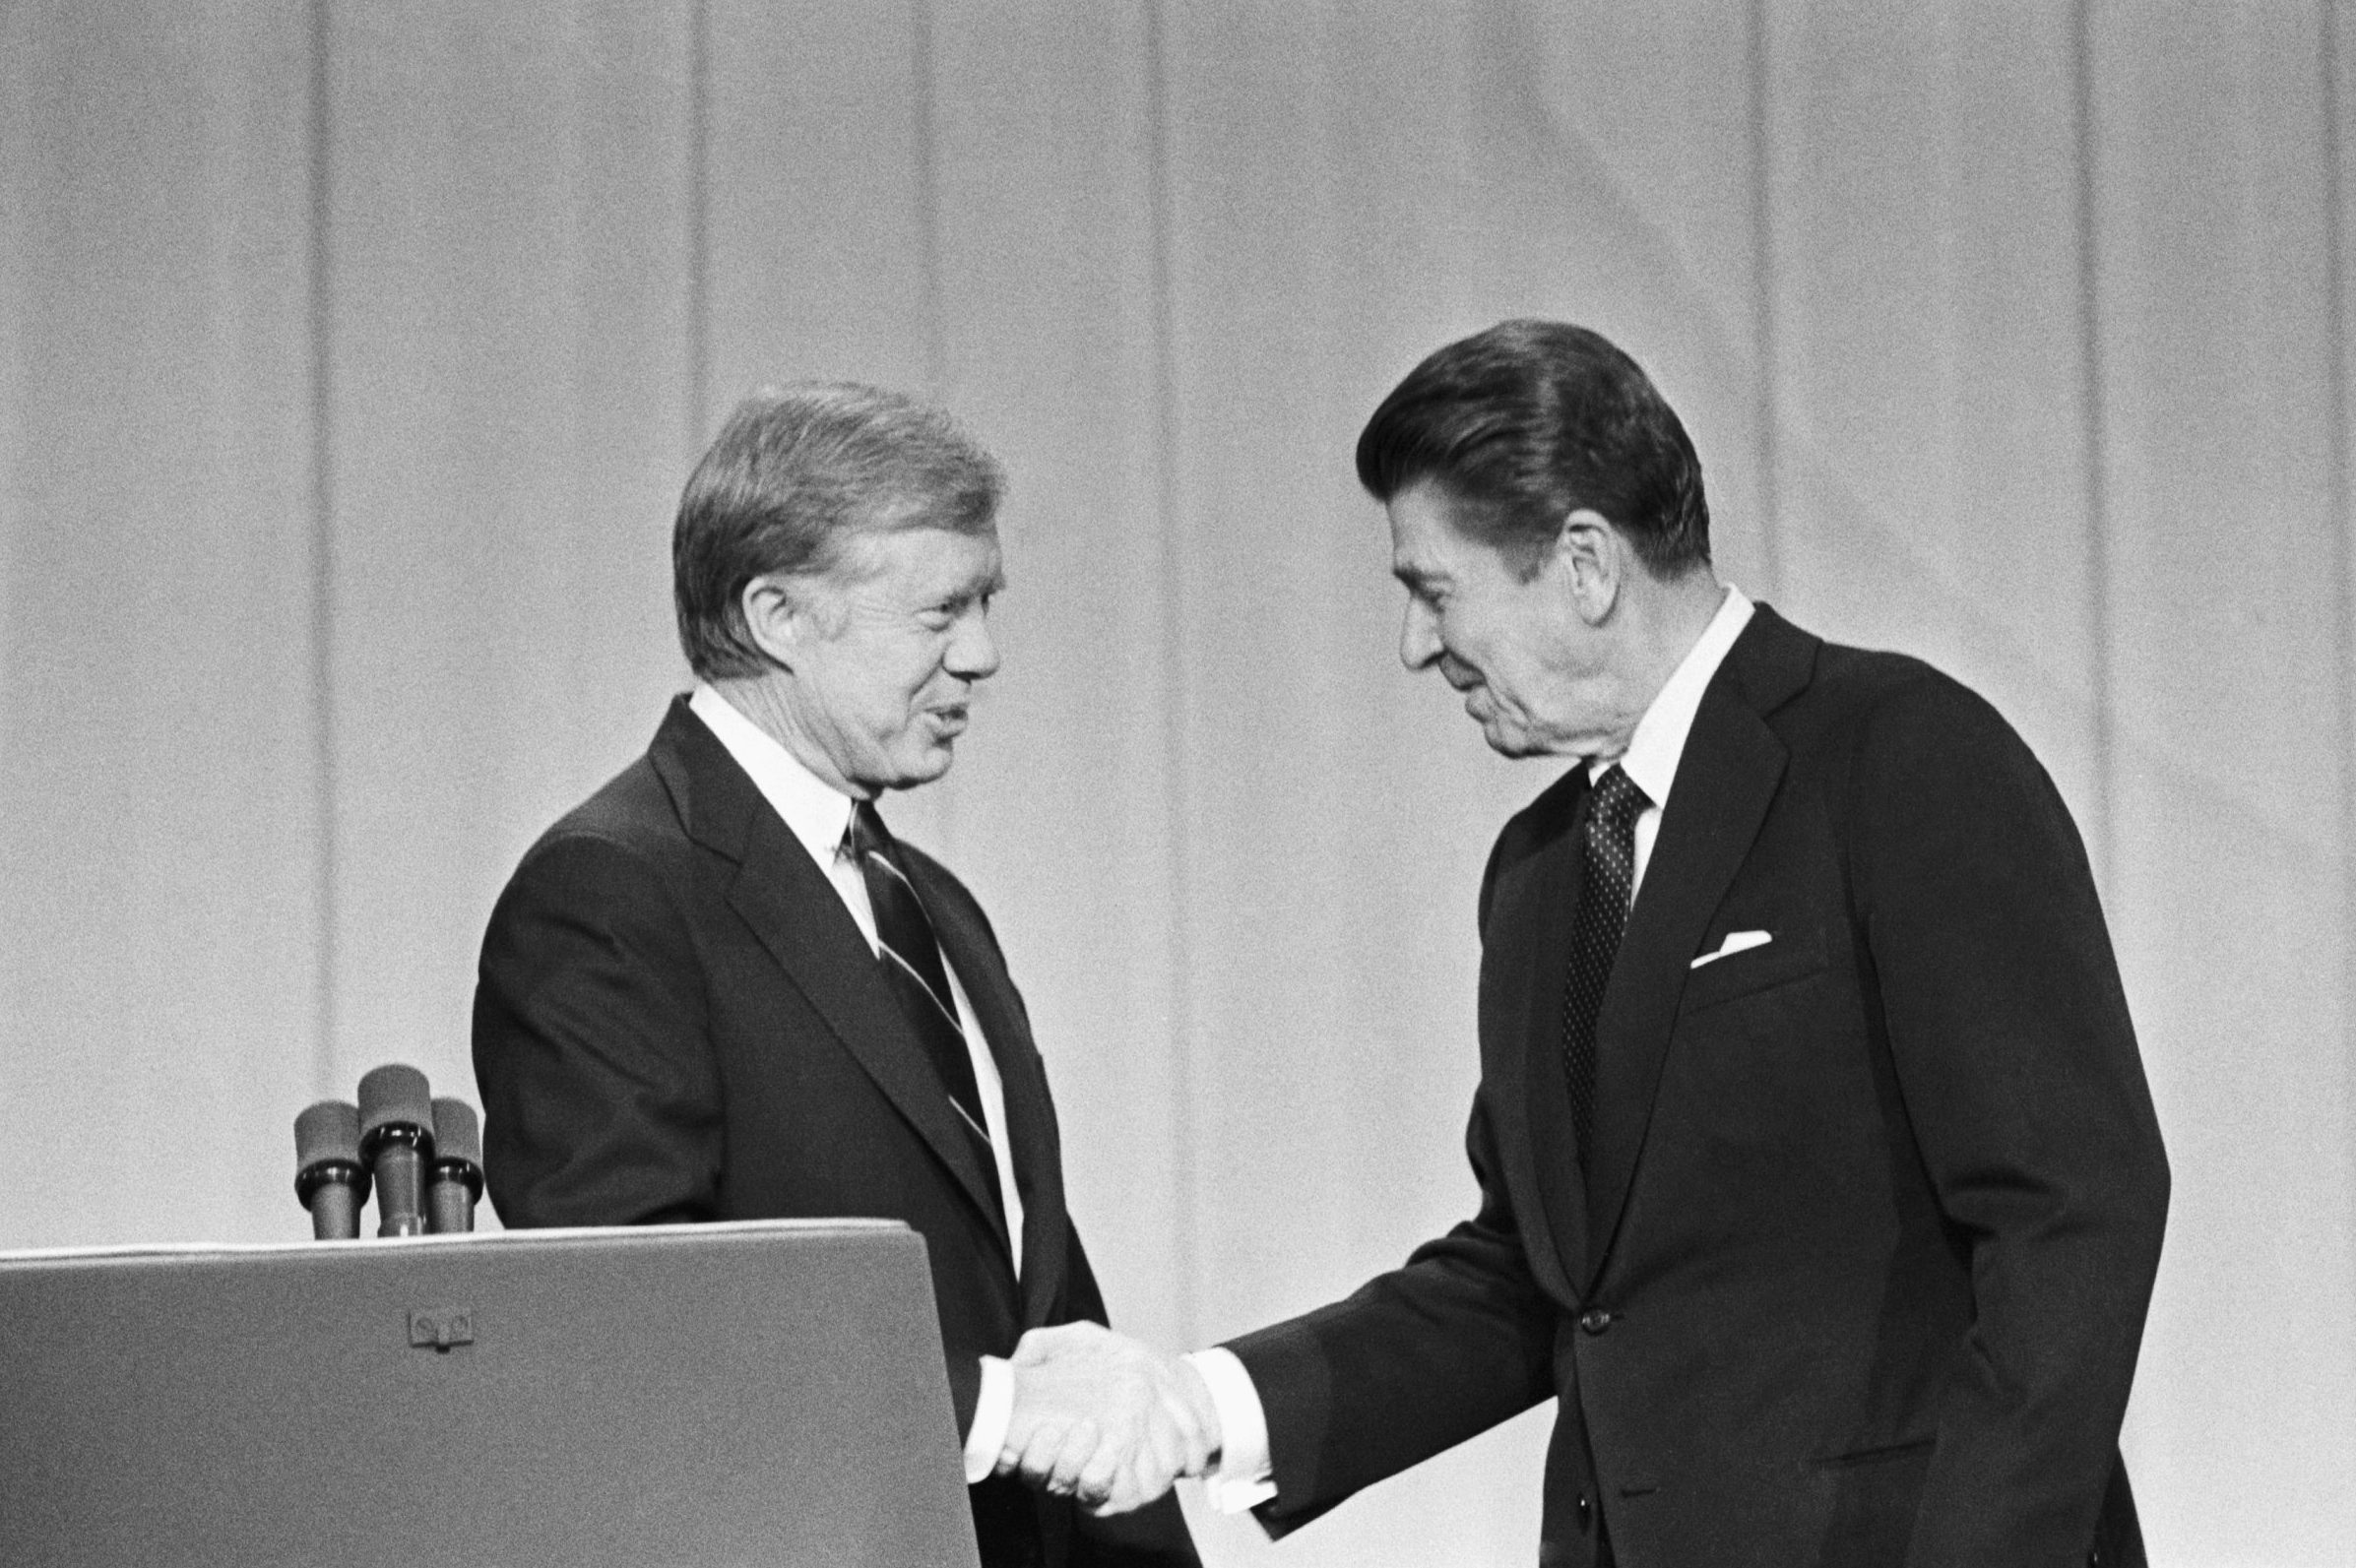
[846,801,1005,1222]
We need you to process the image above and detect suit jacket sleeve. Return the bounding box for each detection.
[1217,825,1560,1535]
[1849,676,2169,1567]
[1219,1091,1560,1535]
[473,828,725,1229]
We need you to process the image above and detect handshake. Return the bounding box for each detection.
[991,1322,1226,1515]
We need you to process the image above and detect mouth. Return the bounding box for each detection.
[927,705,970,736]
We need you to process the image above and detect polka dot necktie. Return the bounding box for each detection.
[1561,765,1650,1178]
[846,800,1005,1224]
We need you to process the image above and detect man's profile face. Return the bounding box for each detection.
[786,523,1004,794]
[1388,481,1606,759]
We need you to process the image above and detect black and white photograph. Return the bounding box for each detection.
[1,4,2348,1565]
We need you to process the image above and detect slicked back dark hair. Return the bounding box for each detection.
[673,382,1005,679]
[1356,320,1710,580]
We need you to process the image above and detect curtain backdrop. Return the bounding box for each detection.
[4,3,2350,1563]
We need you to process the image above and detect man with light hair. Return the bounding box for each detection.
[475,383,1203,1568]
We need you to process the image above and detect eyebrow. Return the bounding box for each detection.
[943,570,1006,607]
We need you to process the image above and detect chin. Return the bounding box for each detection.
[907,744,957,784]
[1475,718,1538,758]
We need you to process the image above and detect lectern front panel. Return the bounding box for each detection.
[0,1219,981,1568]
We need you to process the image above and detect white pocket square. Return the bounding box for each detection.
[1690,930,1772,969]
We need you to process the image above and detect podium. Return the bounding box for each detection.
[0,1219,982,1567]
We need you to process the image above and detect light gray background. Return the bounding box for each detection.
[2,3,2349,1564]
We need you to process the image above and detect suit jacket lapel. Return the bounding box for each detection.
[1479,771,1591,1306]
[913,862,1070,1326]
[1581,608,1813,1284]
[649,700,1016,1269]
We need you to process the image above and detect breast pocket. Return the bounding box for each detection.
[1679,919,1829,1014]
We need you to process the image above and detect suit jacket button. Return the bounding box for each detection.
[1578,1307,1613,1335]
[1575,1493,1593,1530]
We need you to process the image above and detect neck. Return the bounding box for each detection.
[706,673,870,799]
[1588,571,1727,760]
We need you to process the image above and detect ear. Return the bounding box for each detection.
[738,573,818,670]
[1551,508,1624,626]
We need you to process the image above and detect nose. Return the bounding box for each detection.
[1400,596,1443,671]
[947,606,1000,682]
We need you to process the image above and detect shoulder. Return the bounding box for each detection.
[477,770,712,1013]
[1781,640,2036,778]
[1787,641,2085,892]
[560,751,680,841]
[502,755,693,904]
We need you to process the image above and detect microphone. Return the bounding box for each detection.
[292,1100,371,1240]
[426,1098,483,1233]
[357,1064,436,1237]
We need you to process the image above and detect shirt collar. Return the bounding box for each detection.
[1588,585,1755,812]
[688,682,858,868]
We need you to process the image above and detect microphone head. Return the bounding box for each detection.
[358,1063,435,1145]
[293,1099,369,1212]
[294,1100,362,1170]
[430,1098,481,1167]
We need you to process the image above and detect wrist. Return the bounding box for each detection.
[1182,1347,1276,1511]
[965,1354,1015,1483]
[1175,1350,1225,1461]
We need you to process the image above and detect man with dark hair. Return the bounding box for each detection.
[1005,322,2170,1567]
[474,383,1203,1568]
[1352,319,1712,581]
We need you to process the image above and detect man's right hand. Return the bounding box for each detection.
[994,1322,1222,1515]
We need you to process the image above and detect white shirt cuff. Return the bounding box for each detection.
[964,1355,1014,1484]
[1184,1347,1277,1512]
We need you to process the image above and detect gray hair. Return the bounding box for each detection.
[672,383,1006,679]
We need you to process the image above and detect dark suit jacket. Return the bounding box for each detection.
[474,697,1196,1568]
[1227,605,2168,1568]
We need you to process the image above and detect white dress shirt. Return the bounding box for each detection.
[1591,585,1755,895]
[686,685,1027,1476]
[1190,585,1756,1513]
